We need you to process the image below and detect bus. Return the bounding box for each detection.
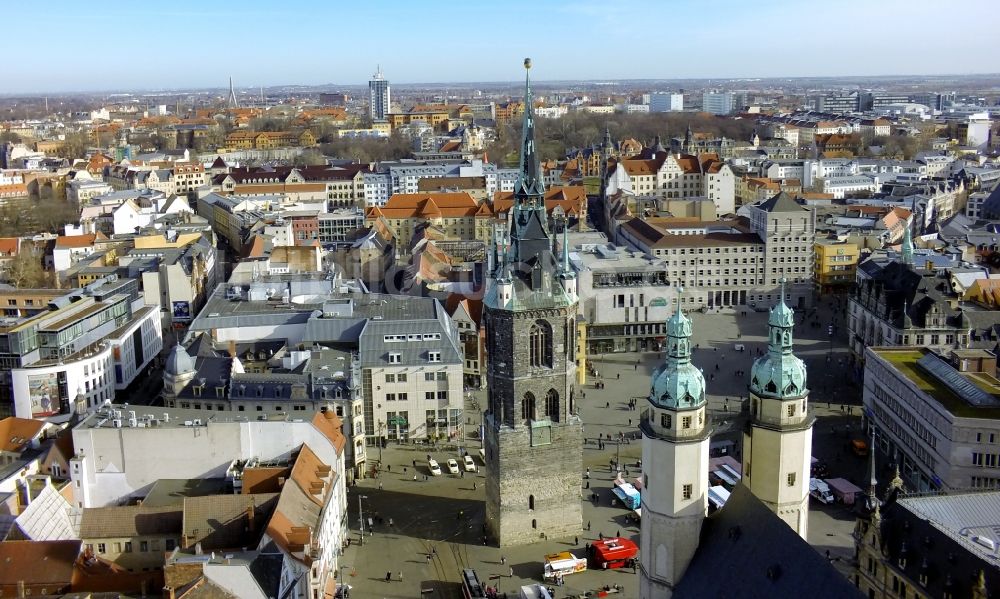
[612,479,641,510]
[461,568,487,599]
[590,537,639,570]
[543,552,587,581]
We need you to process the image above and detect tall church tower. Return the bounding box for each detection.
[483,59,582,547]
[640,298,710,598]
[742,281,813,539]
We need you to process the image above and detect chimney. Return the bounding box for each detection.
[228,340,237,358]
[164,585,176,599]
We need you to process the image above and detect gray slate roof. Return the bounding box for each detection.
[674,484,863,599]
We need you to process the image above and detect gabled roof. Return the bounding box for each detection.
[79,505,183,539]
[674,484,862,598]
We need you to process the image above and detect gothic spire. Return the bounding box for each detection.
[902,201,915,267]
[561,222,571,274]
[513,58,544,202]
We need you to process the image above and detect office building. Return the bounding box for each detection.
[701,92,734,115]
[369,66,391,122]
[649,93,684,112]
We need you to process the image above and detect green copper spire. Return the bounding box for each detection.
[650,289,705,409]
[750,278,808,399]
[901,216,914,266]
[513,57,545,202]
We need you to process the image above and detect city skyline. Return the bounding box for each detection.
[5,0,1000,93]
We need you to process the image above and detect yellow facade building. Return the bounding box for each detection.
[814,239,860,293]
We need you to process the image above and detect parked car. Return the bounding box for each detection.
[463,455,477,472]
[809,478,835,504]
[446,458,460,474]
[428,459,442,476]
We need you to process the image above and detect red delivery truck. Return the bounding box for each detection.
[591,537,638,570]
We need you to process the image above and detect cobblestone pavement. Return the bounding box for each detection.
[339,300,867,598]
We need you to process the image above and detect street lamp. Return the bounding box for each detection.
[376,420,385,465]
[358,495,368,546]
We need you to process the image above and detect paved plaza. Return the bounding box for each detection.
[339,300,870,598]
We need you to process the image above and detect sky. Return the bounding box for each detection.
[5,0,1000,93]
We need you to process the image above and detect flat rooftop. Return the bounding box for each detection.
[872,348,1000,419]
[76,403,313,431]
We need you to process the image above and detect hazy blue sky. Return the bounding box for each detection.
[6,0,1000,93]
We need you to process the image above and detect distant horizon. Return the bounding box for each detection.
[5,0,1000,94]
[6,71,1000,98]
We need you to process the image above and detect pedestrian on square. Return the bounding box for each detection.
[606,401,610,408]
[378,481,383,490]
[634,363,638,371]
[617,373,620,380]
[403,467,407,474]
[387,465,391,472]
[398,571,403,582]
[501,555,506,565]
[509,566,514,577]
[426,553,432,563]
[385,571,392,582]
[574,536,578,545]
[587,520,591,530]
[628,418,632,426]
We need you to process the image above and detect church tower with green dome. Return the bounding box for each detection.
[742,280,814,539]
[639,296,711,598]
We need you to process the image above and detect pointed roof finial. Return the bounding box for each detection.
[513,58,544,202]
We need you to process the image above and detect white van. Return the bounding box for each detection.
[810,478,834,504]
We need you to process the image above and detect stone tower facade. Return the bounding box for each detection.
[483,59,583,547]
[742,283,813,539]
[640,300,710,598]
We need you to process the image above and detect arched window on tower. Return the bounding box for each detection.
[521,392,536,422]
[529,320,553,368]
[545,389,559,421]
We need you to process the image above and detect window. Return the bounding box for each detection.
[151,540,160,552]
[545,389,559,420]
[386,393,396,401]
[521,392,536,421]
[682,416,691,429]
[661,413,672,428]
[682,484,692,500]
[425,373,435,381]
[97,543,106,554]
[385,374,396,383]
[166,539,175,551]
[787,404,795,417]
[426,392,435,400]
[398,374,407,383]
[436,372,447,381]
[529,495,535,510]
[389,353,401,364]
[140,541,148,552]
[124,542,133,553]
[398,393,408,401]
[529,320,553,368]
[787,472,796,487]
[437,391,447,400]
[428,352,441,362]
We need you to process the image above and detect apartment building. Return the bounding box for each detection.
[186,282,463,451]
[365,192,494,251]
[610,150,736,215]
[362,159,509,207]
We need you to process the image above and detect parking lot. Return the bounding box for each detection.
[340,300,868,598]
